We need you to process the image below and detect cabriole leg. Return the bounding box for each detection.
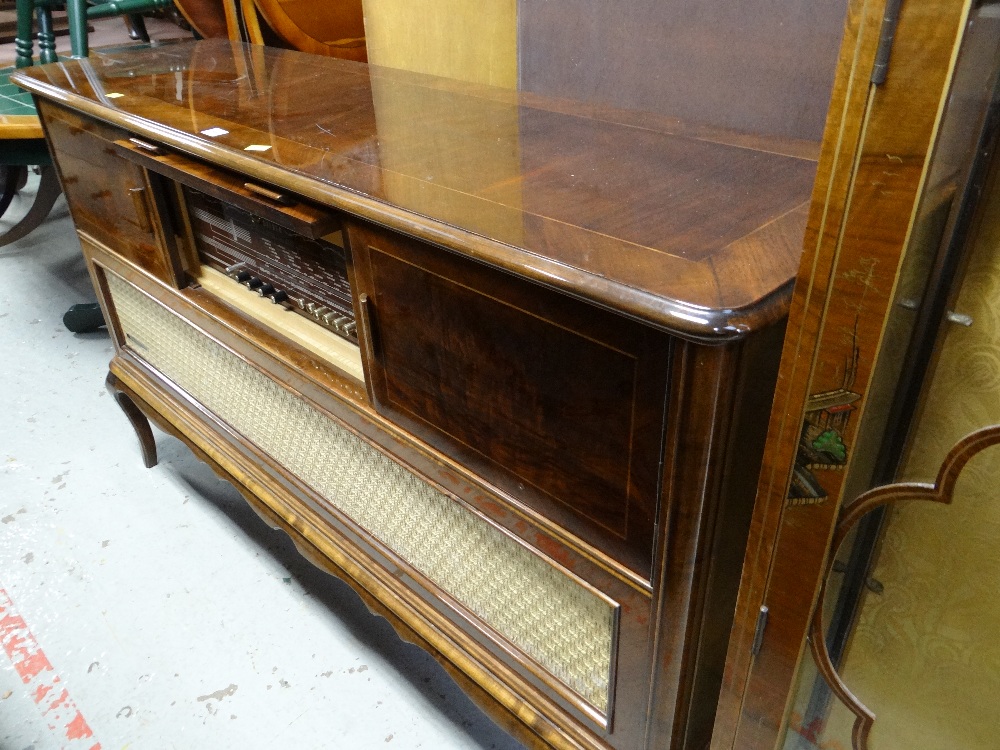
[106,372,157,468]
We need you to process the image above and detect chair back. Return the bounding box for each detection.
[172,0,229,39]
[241,0,366,62]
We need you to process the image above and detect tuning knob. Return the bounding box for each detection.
[257,283,275,297]
[235,270,251,283]
[268,290,289,304]
[246,277,263,290]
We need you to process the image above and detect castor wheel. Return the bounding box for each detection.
[63,302,105,333]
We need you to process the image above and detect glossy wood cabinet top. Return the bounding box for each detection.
[14,40,817,338]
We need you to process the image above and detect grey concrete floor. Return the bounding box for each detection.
[0,178,527,747]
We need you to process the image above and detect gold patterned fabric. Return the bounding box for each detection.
[107,274,615,712]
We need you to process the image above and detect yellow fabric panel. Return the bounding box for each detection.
[361,0,517,88]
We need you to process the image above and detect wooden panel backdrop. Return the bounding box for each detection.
[517,0,847,142]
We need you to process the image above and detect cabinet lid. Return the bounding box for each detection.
[14,40,817,339]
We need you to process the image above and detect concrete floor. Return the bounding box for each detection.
[0,174,526,750]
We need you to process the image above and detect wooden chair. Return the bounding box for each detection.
[226,0,365,61]
[171,0,227,39]
[62,0,174,58]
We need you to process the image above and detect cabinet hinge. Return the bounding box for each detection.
[751,605,769,656]
[871,0,904,85]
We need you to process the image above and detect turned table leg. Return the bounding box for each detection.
[105,372,157,468]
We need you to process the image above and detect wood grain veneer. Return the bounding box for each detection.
[349,219,671,578]
[518,0,846,143]
[14,39,816,339]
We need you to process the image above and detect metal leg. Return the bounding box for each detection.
[124,14,150,42]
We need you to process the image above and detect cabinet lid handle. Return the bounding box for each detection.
[244,182,296,206]
[127,137,162,155]
[358,292,381,406]
[128,186,153,234]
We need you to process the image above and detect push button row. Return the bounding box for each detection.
[302,301,356,336]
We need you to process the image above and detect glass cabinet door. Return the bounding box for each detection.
[779,5,1000,748]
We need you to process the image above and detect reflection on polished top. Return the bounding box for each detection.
[13,39,817,338]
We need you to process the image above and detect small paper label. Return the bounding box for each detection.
[244,144,271,152]
[200,127,229,137]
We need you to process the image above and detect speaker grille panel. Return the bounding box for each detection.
[107,274,614,712]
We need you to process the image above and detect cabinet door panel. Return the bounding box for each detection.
[40,101,176,284]
[349,221,670,578]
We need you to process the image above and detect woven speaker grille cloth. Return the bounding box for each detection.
[108,275,614,711]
